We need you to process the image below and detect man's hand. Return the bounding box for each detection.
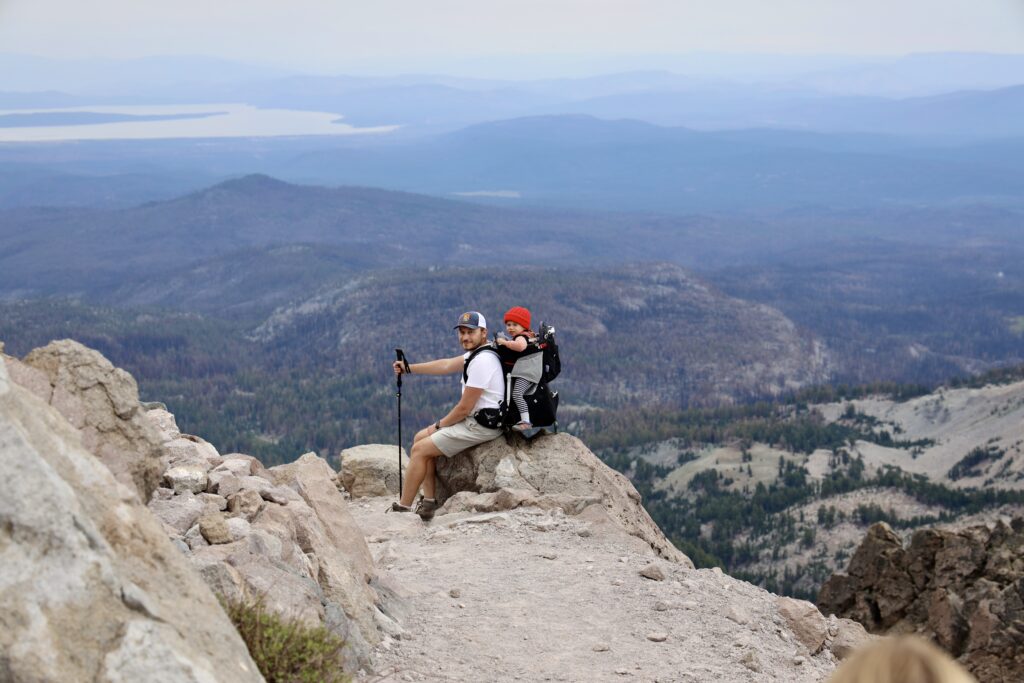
[393,360,407,376]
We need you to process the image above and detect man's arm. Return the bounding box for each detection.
[393,355,463,376]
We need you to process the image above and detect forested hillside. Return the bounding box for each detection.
[602,370,1024,598]
[0,262,827,463]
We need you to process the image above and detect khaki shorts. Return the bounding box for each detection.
[431,416,503,457]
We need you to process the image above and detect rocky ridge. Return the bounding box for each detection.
[2,339,866,681]
[0,345,261,682]
[818,519,1024,682]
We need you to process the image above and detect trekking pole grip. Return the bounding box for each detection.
[395,348,410,388]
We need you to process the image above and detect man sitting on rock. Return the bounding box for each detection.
[390,311,505,520]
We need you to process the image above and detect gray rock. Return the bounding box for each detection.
[227,489,264,521]
[830,617,873,660]
[640,563,666,581]
[6,340,164,501]
[339,444,409,498]
[199,513,232,545]
[148,491,205,535]
[268,453,380,661]
[261,485,298,505]
[208,471,241,497]
[777,596,828,655]
[196,561,245,603]
[0,359,260,682]
[198,492,228,512]
[164,464,209,495]
[227,516,253,542]
[435,433,692,566]
[184,524,210,550]
[163,434,220,469]
[646,632,668,642]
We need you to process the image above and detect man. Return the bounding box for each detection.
[391,311,504,520]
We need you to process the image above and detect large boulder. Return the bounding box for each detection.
[0,356,262,682]
[435,433,692,565]
[818,519,1024,681]
[3,339,163,501]
[268,454,380,646]
[339,444,408,498]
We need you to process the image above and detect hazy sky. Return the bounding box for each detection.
[1,0,1022,72]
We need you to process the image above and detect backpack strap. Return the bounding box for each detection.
[463,345,501,384]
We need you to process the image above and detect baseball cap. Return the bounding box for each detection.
[453,311,487,330]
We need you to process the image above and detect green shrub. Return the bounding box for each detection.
[223,596,349,683]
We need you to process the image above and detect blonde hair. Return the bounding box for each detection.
[828,635,976,683]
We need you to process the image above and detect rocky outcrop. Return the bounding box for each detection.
[0,352,261,682]
[340,444,408,498]
[146,421,393,672]
[3,339,164,501]
[818,519,1024,681]
[435,433,692,565]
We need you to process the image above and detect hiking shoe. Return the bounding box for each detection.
[388,502,413,513]
[415,497,439,521]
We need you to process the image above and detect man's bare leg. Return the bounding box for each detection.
[422,457,437,500]
[400,432,444,508]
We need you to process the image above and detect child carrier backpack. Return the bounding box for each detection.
[493,321,560,435]
[463,345,506,429]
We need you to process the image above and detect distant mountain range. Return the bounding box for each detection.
[4,111,1021,213]
[1,174,1020,391]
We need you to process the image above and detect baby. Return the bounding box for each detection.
[495,306,536,431]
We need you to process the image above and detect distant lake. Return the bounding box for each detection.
[0,104,398,142]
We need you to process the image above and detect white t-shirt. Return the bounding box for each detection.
[462,348,504,412]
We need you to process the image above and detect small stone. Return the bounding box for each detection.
[226,489,264,521]
[654,601,669,612]
[541,553,557,560]
[226,516,252,541]
[646,632,668,642]
[183,524,208,550]
[164,464,209,495]
[592,643,610,652]
[449,589,461,599]
[793,656,806,666]
[577,528,592,538]
[615,668,629,676]
[611,579,624,586]
[457,603,465,609]
[681,600,698,610]
[639,563,666,581]
[198,513,231,545]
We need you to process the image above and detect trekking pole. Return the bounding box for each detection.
[395,348,410,496]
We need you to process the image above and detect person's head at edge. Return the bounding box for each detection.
[453,311,488,351]
[828,635,976,683]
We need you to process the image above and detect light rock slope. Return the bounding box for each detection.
[350,493,857,682]
[0,349,262,682]
[436,433,690,563]
[3,339,164,501]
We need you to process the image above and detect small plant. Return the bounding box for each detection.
[223,596,349,683]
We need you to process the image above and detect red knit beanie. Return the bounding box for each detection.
[504,306,531,330]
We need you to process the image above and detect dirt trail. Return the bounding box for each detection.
[350,497,836,683]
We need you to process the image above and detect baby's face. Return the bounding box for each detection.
[506,321,525,336]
